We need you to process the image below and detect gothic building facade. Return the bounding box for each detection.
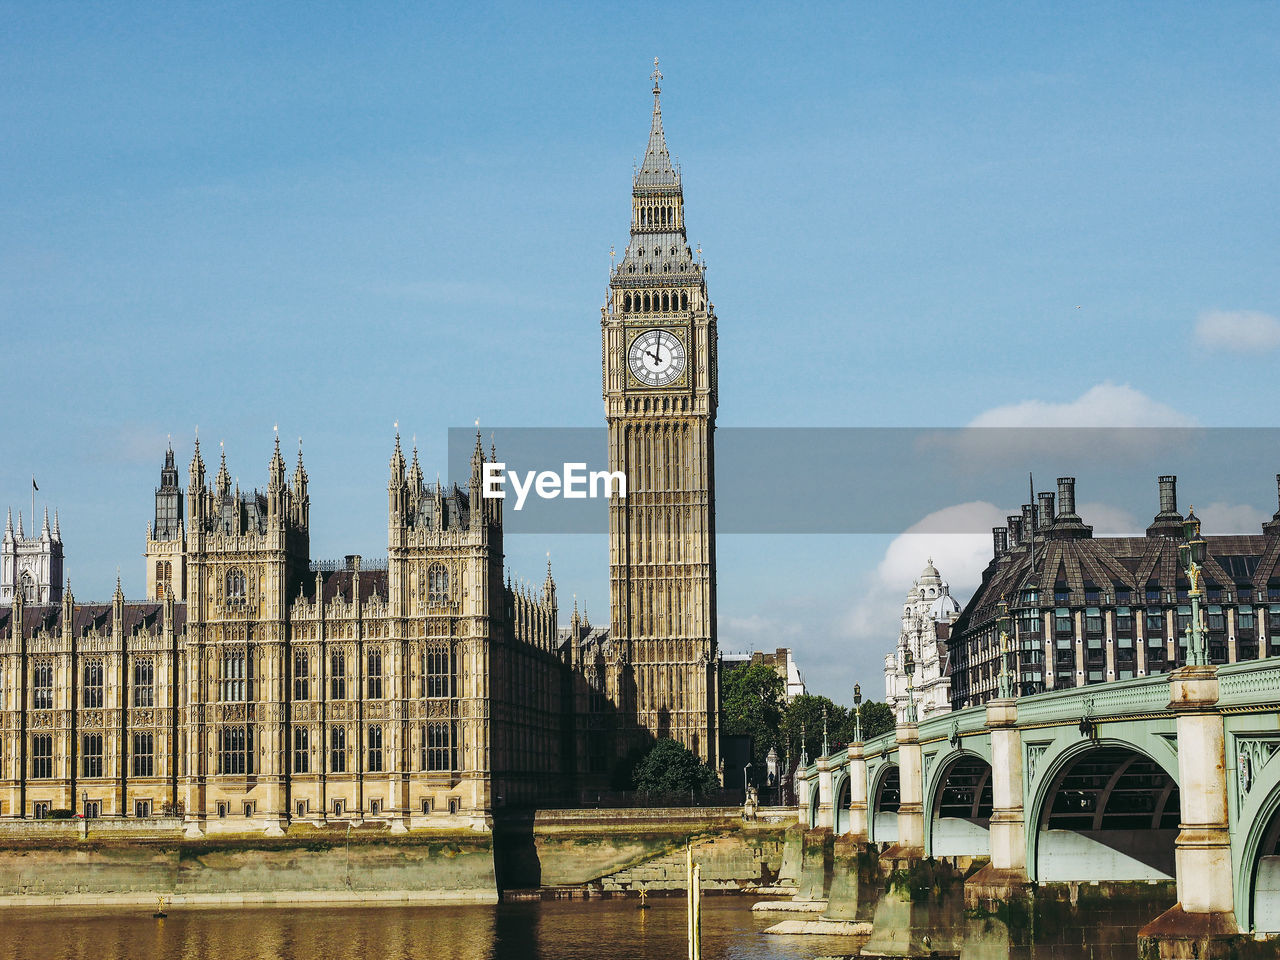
[0,69,721,826]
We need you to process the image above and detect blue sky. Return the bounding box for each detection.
[3,2,1279,701]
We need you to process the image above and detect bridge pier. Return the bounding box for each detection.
[846,741,868,841]
[964,697,1034,959]
[890,720,924,857]
[816,755,834,829]
[1139,665,1244,958]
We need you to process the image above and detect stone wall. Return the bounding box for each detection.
[0,825,497,905]
[494,808,793,893]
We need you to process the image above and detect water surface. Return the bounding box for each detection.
[0,899,861,960]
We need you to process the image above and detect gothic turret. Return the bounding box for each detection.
[155,443,184,541]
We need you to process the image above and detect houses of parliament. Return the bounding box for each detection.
[0,67,719,831]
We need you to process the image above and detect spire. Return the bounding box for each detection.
[293,437,308,488]
[4,507,11,539]
[269,425,286,487]
[16,510,23,539]
[390,426,406,480]
[215,442,230,495]
[189,433,205,486]
[636,58,678,188]
[41,506,50,537]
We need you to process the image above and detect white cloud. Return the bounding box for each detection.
[1195,310,1280,353]
[967,382,1195,428]
[1075,502,1141,536]
[876,501,1010,591]
[1195,501,1271,534]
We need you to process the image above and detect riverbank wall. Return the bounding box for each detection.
[494,807,795,894]
[0,808,794,906]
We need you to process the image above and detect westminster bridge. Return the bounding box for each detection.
[793,658,1280,953]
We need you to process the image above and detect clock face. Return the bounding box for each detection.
[628,329,686,387]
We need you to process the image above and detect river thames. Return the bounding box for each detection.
[0,899,863,960]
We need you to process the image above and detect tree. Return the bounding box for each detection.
[631,738,720,797]
[721,662,786,764]
[780,694,847,762]
[834,699,896,745]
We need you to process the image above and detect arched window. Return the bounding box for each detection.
[661,292,670,311]
[428,563,449,605]
[330,726,346,773]
[19,572,35,603]
[32,658,53,710]
[156,560,172,599]
[293,727,309,773]
[681,291,688,310]
[226,568,246,606]
[219,649,247,702]
[623,293,632,311]
[330,650,346,700]
[293,648,309,701]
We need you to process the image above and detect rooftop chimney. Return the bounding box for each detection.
[1037,491,1055,529]
[1007,515,1023,548]
[1052,476,1092,538]
[1146,474,1185,538]
[993,527,1009,557]
[1265,474,1280,536]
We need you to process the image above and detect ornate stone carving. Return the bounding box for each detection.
[1236,736,1280,802]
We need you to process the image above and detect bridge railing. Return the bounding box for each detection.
[1013,671,1174,727]
[1216,656,1280,710]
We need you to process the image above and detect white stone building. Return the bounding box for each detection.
[884,559,960,722]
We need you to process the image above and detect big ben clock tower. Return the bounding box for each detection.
[603,62,718,767]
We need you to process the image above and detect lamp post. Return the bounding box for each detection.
[1178,507,1209,667]
[853,683,863,743]
[821,705,829,757]
[996,598,1015,698]
[743,762,752,803]
[902,646,918,723]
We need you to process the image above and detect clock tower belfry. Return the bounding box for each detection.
[603,62,718,768]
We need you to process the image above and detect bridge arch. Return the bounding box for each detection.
[926,751,993,858]
[1234,751,1280,933]
[832,769,851,835]
[1027,739,1180,883]
[806,777,821,829]
[869,760,901,844]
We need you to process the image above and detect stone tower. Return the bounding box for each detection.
[145,444,186,600]
[181,435,310,833]
[1,506,63,605]
[603,62,719,766]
